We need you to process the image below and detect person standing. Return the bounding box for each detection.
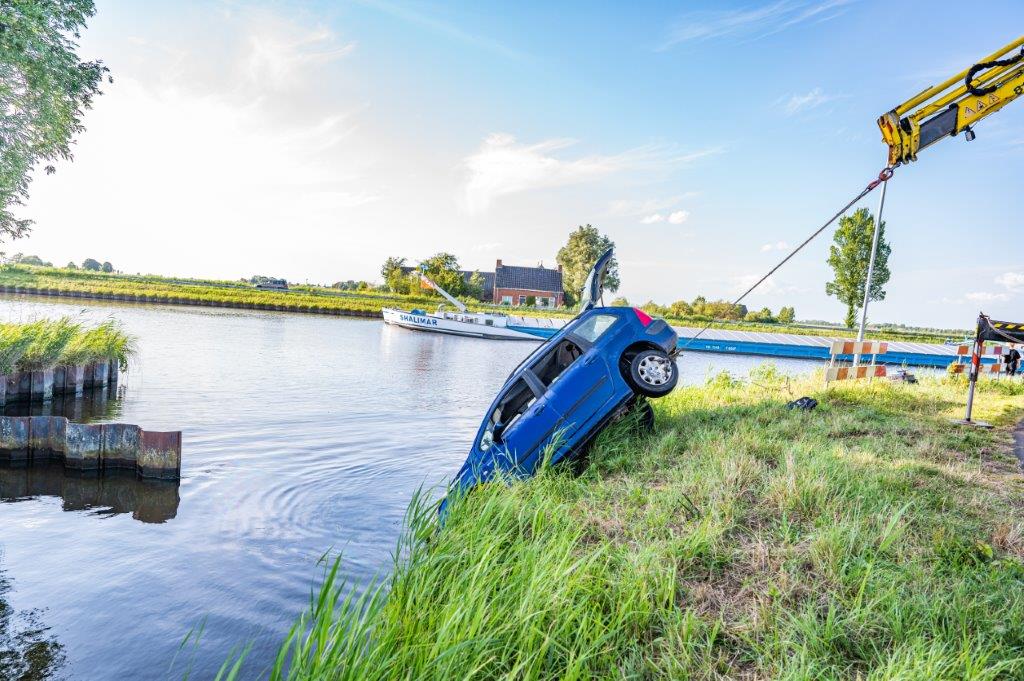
[1005,344,1021,377]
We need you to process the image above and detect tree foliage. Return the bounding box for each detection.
[421,252,465,297]
[101,260,112,273]
[0,1,109,239]
[81,257,100,271]
[777,306,796,324]
[556,225,619,306]
[381,256,409,293]
[825,208,891,328]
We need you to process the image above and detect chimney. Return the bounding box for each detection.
[496,259,503,268]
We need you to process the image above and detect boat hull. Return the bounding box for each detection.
[381,308,540,341]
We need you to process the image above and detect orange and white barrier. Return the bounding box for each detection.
[829,340,889,356]
[956,344,1004,356]
[826,365,887,382]
[948,363,1003,375]
[825,339,888,385]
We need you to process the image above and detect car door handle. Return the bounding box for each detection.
[531,404,545,415]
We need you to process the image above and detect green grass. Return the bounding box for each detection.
[0,317,137,373]
[236,370,1024,680]
[0,265,958,344]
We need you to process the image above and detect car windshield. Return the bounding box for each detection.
[479,378,535,451]
[571,314,617,343]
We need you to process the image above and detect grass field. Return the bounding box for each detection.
[234,370,1024,680]
[0,265,961,344]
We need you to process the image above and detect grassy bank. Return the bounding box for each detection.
[249,371,1024,680]
[0,266,956,344]
[0,318,136,374]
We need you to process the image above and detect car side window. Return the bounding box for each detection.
[572,314,617,343]
[479,378,536,451]
[529,338,584,388]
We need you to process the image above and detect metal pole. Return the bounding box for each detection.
[857,179,887,343]
[964,316,983,422]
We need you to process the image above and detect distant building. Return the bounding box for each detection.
[492,259,564,308]
[252,276,288,290]
[399,259,564,307]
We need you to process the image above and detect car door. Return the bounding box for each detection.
[489,376,563,475]
[552,336,615,446]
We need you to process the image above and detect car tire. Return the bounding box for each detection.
[627,349,678,397]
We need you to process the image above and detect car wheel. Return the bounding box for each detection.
[627,349,678,397]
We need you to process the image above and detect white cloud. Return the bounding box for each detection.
[760,241,790,251]
[660,0,855,49]
[608,193,698,217]
[639,210,689,225]
[667,210,689,224]
[243,23,355,90]
[461,135,718,214]
[965,291,1010,303]
[778,88,844,116]
[996,272,1024,292]
[641,214,665,224]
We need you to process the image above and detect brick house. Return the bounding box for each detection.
[492,259,564,308]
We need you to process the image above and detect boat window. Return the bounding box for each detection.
[529,338,584,388]
[485,319,493,326]
[573,314,617,343]
[479,378,535,451]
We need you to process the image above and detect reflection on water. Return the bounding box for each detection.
[2,385,124,422]
[0,563,66,681]
[0,464,179,524]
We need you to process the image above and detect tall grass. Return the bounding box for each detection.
[233,372,1024,680]
[0,317,137,373]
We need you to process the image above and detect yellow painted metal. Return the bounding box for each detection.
[879,36,1024,165]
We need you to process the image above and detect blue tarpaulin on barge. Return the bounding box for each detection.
[507,319,973,369]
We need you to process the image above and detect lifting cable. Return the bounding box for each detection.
[678,165,897,351]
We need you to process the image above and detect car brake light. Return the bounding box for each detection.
[632,307,653,326]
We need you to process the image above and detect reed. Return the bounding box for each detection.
[0,317,138,373]
[228,371,1024,680]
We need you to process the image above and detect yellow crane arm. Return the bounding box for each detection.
[879,36,1024,166]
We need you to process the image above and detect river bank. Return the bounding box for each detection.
[258,372,1024,679]
[0,265,958,344]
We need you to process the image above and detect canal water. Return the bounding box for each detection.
[0,298,818,680]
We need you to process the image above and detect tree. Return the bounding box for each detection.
[556,225,619,306]
[744,307,776,323]
[640,300,669,317]
[825,207,891,328]
[101,261,112,272]
[465,270,485,300]
[778,306,796,323]
[82,258,100,271]
[380,256,410,293]
[65,261,77,269]
[610,296,630,307]
[669,299,693,317]
[1,1,109,240]
[13,254,50,266]
[421,252,465,297]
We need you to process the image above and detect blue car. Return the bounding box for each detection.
[444,250,679,506]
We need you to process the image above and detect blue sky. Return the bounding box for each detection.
[16,0,1024,328]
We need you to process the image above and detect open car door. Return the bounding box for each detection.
[578,248,614,312]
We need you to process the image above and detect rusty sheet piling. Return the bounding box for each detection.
[0,416,181,479]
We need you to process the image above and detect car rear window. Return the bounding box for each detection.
[572,314,617,343]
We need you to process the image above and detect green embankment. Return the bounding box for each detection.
[243,371,1024,680]
[0,266,956,344]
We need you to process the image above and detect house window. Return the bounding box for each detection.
[501,295,513,305]
[538,297,551,308]
[518,295,527,305]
